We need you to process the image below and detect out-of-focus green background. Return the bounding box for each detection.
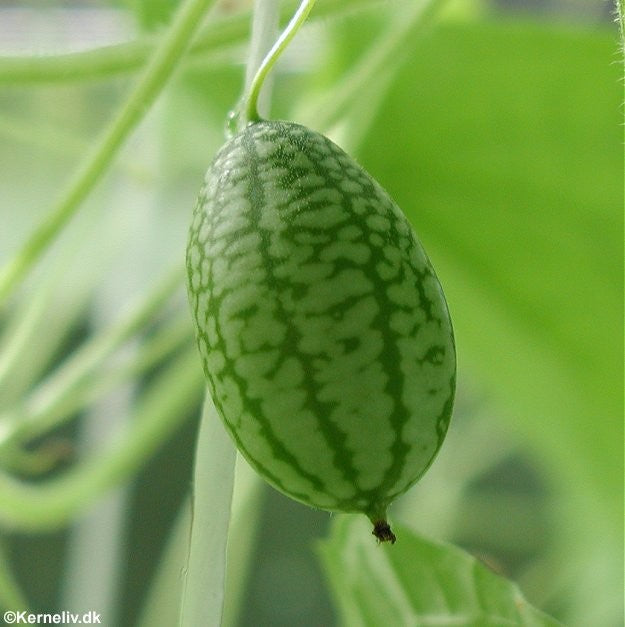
[0,0,621,625]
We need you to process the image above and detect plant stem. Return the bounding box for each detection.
[221,458,264,627]
[244,0,280,120]
[245,0,318,123]
[137,501,191,627]
[0,318,190,477]
[0,0,216,306]
[0,348,203,531]
[61,369,133,623]
[54,315,191,422]
[0,113,150,180]
[0,268,183,449]
[179,398,236,627]
[61,140,164,619]
[179,3,280,625]
[0,0,374,85]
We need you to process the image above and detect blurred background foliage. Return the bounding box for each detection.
[0,0,621,625]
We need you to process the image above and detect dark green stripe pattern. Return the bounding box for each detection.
[186,121,456,518]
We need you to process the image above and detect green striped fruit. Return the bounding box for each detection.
[186,120,455,542]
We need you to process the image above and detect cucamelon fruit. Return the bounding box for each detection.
[186,120,456,542]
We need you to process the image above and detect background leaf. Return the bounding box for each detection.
[358,18,622,499]
[348,18,622,623]
[319,515,561,626]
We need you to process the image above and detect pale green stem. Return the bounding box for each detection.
[222,458,264,627]
[0,191,135,408]
[0,268,183,449]
[0,211,104,399]
[0,441,73,477]
[0,0,373,85]
[244,0,279,119]
[0,348,203,531]
[0,272,55,392]
[0,315,191,476]
[137,501,192,627]
[179,397,236,627]
[48,315,191,421]
[0,113,151,181]
[60,365,134,623]
[179,3,280,625]
[0,0,216,305]
[61,158,161,619]
[49,316,191,425]
[245,0,318,123]
[0,255,96,409]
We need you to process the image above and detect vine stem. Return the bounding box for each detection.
[179,398,236,627]
[179,3,280,626]
[0,0,375,85]
[0,267,183,449]
[0,348,203,530]
[245,0,318,123]
[244,0,279,119]
[0,0,216,305]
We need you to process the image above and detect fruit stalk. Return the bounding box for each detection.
[245,0,317,123]
[244,0,279,119]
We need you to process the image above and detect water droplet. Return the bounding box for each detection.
[225,109,240,139]
[225,98,247,138]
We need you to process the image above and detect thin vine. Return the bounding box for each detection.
[245,0,318,123]
[0,0,374,85]
[0,0,217,305]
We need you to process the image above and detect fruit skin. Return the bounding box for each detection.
[186,120,455,527]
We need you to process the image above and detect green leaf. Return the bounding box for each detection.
[356,17,622,531]
[319,516,561,627]
[346,18,622,622]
